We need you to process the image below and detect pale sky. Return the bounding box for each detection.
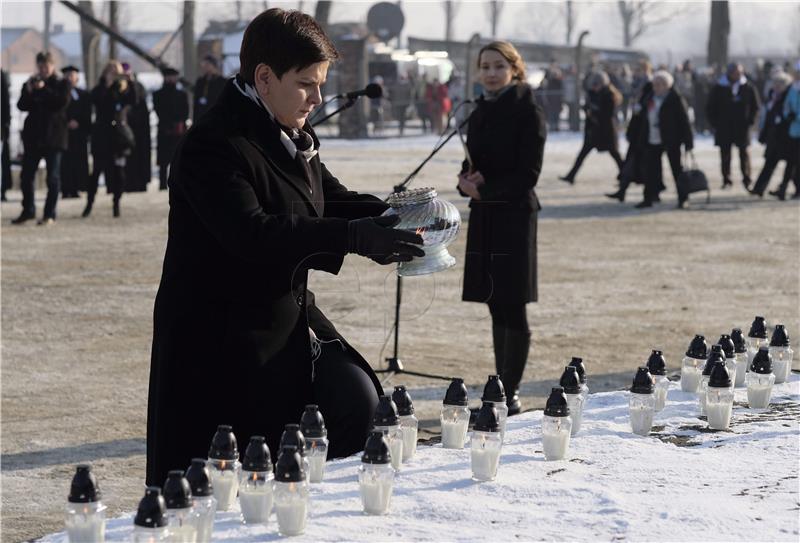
[2,0,798,64]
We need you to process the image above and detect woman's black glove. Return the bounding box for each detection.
[348,215,425,264]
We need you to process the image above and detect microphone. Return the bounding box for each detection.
[337,83,383,101]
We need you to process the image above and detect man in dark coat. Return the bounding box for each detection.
[60,66,91,198]
[1,69,10,201]
[145,8,423,486]
[124,67,152,192]
[153,68,189,190]
[706,62,760,190]
[192,55,226,123]
[12,52,70,225]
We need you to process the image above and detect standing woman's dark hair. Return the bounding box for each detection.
[457,40,547,415]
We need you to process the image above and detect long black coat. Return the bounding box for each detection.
[706,78,760,147]
[146,80,387,486]
[17,74,70,151]
[758,88,792,161]
[460,83,546,305]
[583,86,618,152]
[63,86,92,191]
[153,84,189,166]
[636,87,694,151]
[192,74,226,122]
[125,81,152,192]
[90,80,135,158]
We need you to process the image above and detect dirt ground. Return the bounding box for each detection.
[2,132,798,541]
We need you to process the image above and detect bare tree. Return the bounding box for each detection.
[315,1,332,30]
[183,1,197,83]
[564,0,576,45]
[707,0,729,70]
[484,1,504,38]
[616,0,684,48]
[108,0,118,59]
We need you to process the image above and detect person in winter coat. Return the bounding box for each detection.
[749,72,794,199]
[456,41,547,416]
[559,71,623,184]
[706,62,761,190]
[12,52,70,225]
[123,65,153,192]
[60,65,91,199]
[83,60,135,218]
[776,64,800,200]
[192,55,226,123]
[632,71,694,209]
[153,68,189,190]
[145,8,424,487]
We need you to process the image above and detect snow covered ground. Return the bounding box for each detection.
[41,375,799,542]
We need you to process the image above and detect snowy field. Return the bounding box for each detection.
[40,375,800,542]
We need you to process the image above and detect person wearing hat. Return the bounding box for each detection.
[123,63,153,192]
[12,51,70,225]
[193,55,226,122]
[153,68,189,190]
[145,8,424,487]
[60,65,91,199]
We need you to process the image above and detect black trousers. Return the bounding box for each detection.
[1,139,11,197]
[61,143,89,197]
[312,341,379,459]
[159,163,170,190]
[643,143,683,203]
[87,153,125,203]
[566,141,624,180]
[719,143,751,182]
[20,148,61,218]
[751,148,794,196]
[488,302,529,333]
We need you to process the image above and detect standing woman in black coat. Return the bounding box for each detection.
[145,8,423,486]
[750,72,794,198]
[559,71,623,185]
[457,41,547,415]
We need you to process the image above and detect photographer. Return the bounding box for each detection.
[11,52,70,225]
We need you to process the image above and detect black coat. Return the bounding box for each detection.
[146,80,387,486]
[126,81,152,192]
[192,74,226,122]
[583,86,618,152]
[706,78,760,146]
[1,70,10,142]
[460,83,546,305]
[636,87,694,151]
[90,79,136,157]
[758,88,792,161]
[153,84,189,166]
[64,86,92,191]
[17,74,70,151]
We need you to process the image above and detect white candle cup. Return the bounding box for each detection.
[471,431,502,481]
[398,414,419,461]
[238,470,273,524]
[706,386,734,430]
[733,352,748,387]
[652,375,669,412]
[374,424,404,471]
[304,438,328,483]
[207,459,241,512]
[629,393,655,436]
[359,464,395,515]
[769,346,793,384]
[541,415,572,460]
[274,481,309,536]
[440,405,470,449]
[190,495,216,543]
[746,372,775,409]
[65,502,107,543]
[747,336,770,365]
[564,393,584,435]
[132,526,171,542]
[681,356,703,393]
[698,347,727,416]
[165,508,198,543]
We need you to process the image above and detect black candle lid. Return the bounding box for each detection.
[685,335,708,359]
[68,465,101,503]
[703,346,726,376]
[300,405,327,438]
[646,350,667,376]
[770,324,790,347]
[185,458,213,497]
[134,487,168,528]
[243,435,272,472]
[708,362,732,388]
[730,328,747,353]
[630,367,654,394]
[208,424,239,461]
[481,375,507,403]
[362,431,392,464]
[717,335,736,359]
[163,470,192,510]
[279,424,306,457]
[275,446,305,482]
[392,386,415,416]
[559,366,582,394]
[473,401,500,432]
[372,395,400,426]
[569,357,587,384]
[750,346,773,374]
[443,378,469,406]
[748,316,768,339]
[544,387,570,417]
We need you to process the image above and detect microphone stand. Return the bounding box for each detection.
[311,96,358,127]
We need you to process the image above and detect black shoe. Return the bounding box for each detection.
[11,212,35,224]
[748,189,764,198]
[634,200,653,209]
[507,393,522,416]
[768,189,787,201]
[742,177,752,190]
[721,179,733,189]
[558,175,575,185]
[113,201,120,217]
[81,201,93,218]
[605,191,625,202]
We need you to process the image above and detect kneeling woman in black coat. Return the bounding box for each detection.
[146,9,423,486]
[457,41,547,415]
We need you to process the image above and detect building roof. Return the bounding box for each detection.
[1,27,36,50]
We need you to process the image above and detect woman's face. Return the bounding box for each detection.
[479,50,514,92]
[256,61,328,129]
[653,78,669,97]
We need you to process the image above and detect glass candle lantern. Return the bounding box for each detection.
[769,324,793,384]
[207,425,241,512]
[629,367,656,436]
[481,375,508,440]
[132,487,170,542]
[184,459,217,543]
[162,470,198,543]
[542,387,572,460]
[359,431,395,515]
[440,378,470,449]
[559,366,584,435]
[717,335,738,389]
[280,424,309,476]
[392,386,419,461]
[300,405,329,483]
[731,328,749,388]
[471,402,502,481]
[239,436,273,524]
[706,364,733,430]
[681,335,708,393]
[699,346,726,416]
[646,350,669,412]
[65,465,106,543]
[746,316,770,366]
[569,357,589,403]
[747,347,775,409]
[274,446,309,536]
[372,395,404,470]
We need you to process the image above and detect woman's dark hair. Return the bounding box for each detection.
[239,8,339,84]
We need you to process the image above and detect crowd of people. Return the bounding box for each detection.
[1,52,226,224]
[369,72,457,136]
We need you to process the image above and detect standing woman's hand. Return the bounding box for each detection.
[458,172,482,200]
